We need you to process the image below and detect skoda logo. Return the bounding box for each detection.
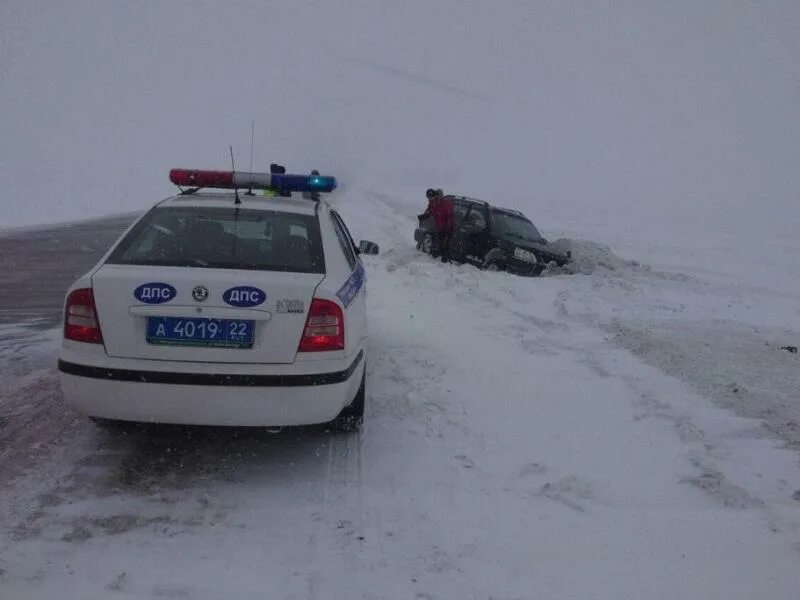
[192,285,209,302]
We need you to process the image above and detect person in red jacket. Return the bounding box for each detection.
[434,189,454,263]
[419,189,439,256]
[419,189,455,263]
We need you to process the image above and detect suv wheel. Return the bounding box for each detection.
[482,248,506,272]
[421,234,433,254]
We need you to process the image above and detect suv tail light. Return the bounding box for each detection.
[64,288,104,344]
[298,298,344,352]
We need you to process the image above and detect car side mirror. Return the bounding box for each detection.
[358,240,380,255]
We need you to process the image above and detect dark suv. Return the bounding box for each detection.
[414,196,570,276]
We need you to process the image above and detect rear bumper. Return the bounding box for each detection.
[58,351,364,426]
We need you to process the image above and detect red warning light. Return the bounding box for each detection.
[169,169,235,188]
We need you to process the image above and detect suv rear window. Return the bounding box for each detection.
[108,206,325,273]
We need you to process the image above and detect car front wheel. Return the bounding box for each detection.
[482,248,506,272]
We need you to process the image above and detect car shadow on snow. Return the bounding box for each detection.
[77,423,352,496]
[10,421,360,546]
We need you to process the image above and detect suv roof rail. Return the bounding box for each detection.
[492,206,524,216]
[450,195,489,206]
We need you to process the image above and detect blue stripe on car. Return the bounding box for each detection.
[336,263,365,307]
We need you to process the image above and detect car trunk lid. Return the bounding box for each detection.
[92,264,323,364]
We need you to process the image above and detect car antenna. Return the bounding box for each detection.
[229,145,241,205]
[246,119,255,196]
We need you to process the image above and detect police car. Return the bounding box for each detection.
[58,167,378,430]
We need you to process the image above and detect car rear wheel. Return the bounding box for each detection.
[329,367,366,432]
[421,234,433,255]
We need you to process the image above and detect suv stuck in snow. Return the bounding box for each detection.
[415,195,570,275]
[58,167,378,431]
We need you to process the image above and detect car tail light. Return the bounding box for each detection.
[64,288,104,344]
[298,298,344,352]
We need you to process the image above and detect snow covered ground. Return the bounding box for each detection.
[3,1,799,595]
[1,189,799,599]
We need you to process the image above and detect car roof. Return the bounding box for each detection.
[448,195,489,206]
[490,206,526,217]
[157,192,320,217]
[448,195,526,218]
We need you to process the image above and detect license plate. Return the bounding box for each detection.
[146,317,255,349]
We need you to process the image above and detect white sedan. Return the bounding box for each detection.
[58,167,378,430]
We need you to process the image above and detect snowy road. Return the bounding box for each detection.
[1,192,799,599]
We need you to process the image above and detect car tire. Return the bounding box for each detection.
[482,248,505,272]
[421,234,433,255]
[329,367,366,432]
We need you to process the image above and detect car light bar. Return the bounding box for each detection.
[169,169,337,193]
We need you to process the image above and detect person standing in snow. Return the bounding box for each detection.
[422,189,454,263]
[435,190,455,263]
[419,188,437,220]
[419,188,441,257]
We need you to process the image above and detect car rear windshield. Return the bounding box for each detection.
[490,210,544,243]
[108,206,325,273]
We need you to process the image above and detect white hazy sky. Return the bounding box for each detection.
[1,0,798,236]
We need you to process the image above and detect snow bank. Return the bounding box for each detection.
[548,238,643,275]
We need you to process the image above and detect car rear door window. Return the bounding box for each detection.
[452,199,470,224]
[464,206,487,229]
